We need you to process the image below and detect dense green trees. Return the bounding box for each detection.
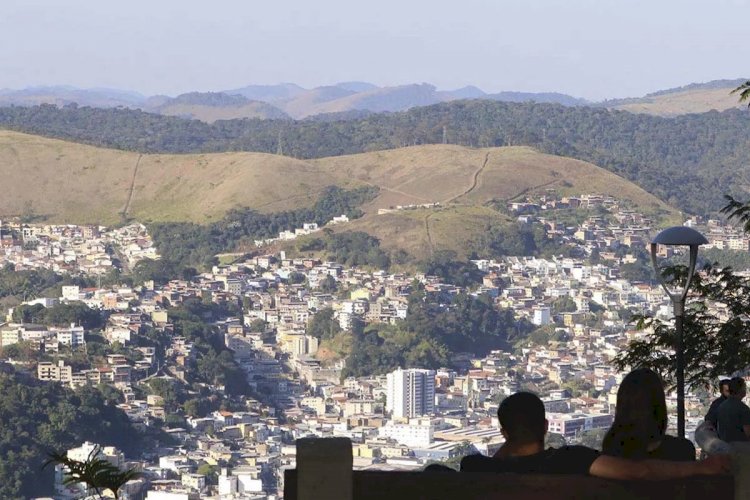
[307,307,342,340]
[472,222,571,259]
[0,265,63,302]
[148,186,377,271]
[615,196,750,387]
[0,367,143,498]
[342,290,530,377]
[2,101,750,214]
[419,250,483,287]
[11,301,103,328]
[322,232,391,269]
[166,298,249,396]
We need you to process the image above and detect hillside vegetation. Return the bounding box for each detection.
[0,131,342,223]
[0,131,675,261]
[1,101,748,215]
[0,130,672,221]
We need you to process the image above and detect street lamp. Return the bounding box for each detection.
[650,226,708,438]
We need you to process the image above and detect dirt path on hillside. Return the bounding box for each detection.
[447,152,490,203]
[121,154,142,218]
[424,212,435,256]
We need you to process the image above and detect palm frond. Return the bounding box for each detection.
[731,80,750,106]
[44,446,141,499]
[720,195,750,232]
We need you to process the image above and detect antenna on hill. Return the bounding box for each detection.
[276,131,283,156]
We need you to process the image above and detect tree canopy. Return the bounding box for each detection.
[615,196,750,388]
[147,186,377,274]
[342,290,530,377]
[0,367,143,498]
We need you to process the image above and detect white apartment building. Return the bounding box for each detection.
[379,418,434,448]
[546,412,614,439]
[61,285,81,301]
[55,324,85,347]
[38,360,73,383]
[532,306,551,326]
[386,368,436,418]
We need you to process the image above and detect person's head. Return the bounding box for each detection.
[602,368,667,458]
[728,377,746,399]
[720,379,731,398]
[497,392,547,445]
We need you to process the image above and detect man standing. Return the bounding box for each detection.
[705,378,730,426]
[717,377,750,442]
[461,392,729,479]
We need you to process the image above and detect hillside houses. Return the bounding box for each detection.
[3,195,744,497]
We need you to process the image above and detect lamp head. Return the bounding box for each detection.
[651,226,708,247]
[650,226,707,313]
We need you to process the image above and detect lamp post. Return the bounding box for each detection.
[650,226,708,438]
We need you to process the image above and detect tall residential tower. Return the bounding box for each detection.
[386,368,436,418]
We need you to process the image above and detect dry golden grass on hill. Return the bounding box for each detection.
[0,130,677,259]
[314,145,674,216]
[0,131,340,224]
[610,88,743,116]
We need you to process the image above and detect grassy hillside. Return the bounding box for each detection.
[313,145,674,215]
[0,131,341,224]
[311,146,677,258]
[0,131,677,258]
[607,80,746,116]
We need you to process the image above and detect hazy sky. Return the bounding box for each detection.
[1,0,748,100]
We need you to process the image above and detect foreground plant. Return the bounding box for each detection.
[43,446,141,499]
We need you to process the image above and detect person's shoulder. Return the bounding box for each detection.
[460,453,496,472]
[546,446,600,475]
[721,397,742,407]
[661,435,696,460]
[555,445,600,456]
[547,446,600,463]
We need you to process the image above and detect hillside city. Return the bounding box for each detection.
[0,191,744,499]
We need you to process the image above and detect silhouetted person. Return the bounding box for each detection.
[602,368,694,461]
[717,377,750,442]
[460,392,728,479]
[705,378,731,427]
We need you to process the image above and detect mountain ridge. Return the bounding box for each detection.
[0,78,743,119]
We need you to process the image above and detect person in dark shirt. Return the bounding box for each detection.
[461,392,729,480]
[717,377,750,442]
[602,368,694,461]
[705,379,731,427]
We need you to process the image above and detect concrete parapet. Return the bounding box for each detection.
[297,437,353,500]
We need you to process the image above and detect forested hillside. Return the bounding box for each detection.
[1,102,749,214]
[0,367,144,498]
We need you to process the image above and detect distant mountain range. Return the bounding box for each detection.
[2,78,744,122]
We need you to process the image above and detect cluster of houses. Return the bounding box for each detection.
[3,194,745,498]
[377,202,440,215]
[0,221,157,275]
[252,214,350,248]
